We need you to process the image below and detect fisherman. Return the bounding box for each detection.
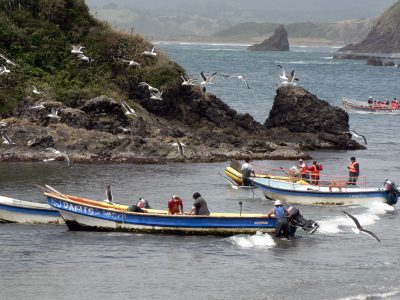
[347,156,359,185]
[168,195,183,215]
[127,203,147,213]
[307,161,323,185]
[297,159,309,181]
[241,158,256,186]
[266,200,290,239]
[137,197,150,209]
[188,192,210,215]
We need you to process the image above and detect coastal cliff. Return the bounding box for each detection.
[0,1,361,164]
[247,25,289,51]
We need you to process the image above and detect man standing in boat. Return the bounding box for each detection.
[347,157,360,185]
[241,158,256,186]
[307,161,323,185]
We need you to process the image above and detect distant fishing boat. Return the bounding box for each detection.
[343,98,400,114]
[250,177,399,206]
[45,185,319,236]
[0,196,63,224]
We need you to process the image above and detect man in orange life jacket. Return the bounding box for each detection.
[307,161,323,185]
[347,157,359,185]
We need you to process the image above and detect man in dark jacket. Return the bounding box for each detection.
[189,192,210,215]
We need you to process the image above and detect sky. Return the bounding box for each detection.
[86,0,397,23]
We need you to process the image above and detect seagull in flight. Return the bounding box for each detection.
[121,59,141,68]
[47,108,60,120]
[0,121,9,131]
[171,139,185,158]
[345,130,367,145]
[0,53,17,67]
[150,91,163,101]
[278,65,299,85]
[181,75,196,86]
[29,102,46,110]
[71,45,85,54]
[78,54,94,65]
[139,82,160,94]
[343,210,381,242]
[44,147,71,168]
[0,65,11,75]
[142,47,157,57]
[120,100,136,115]
[223,74,250,89]
[118,126,132,133]
[200,72,217,85]
[32,85,45,97]
[1,132,15,145]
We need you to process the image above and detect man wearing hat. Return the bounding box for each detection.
[347,157,359,185]
[266,200,290,239]
[297,159,309,181]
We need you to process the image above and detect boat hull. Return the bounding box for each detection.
[343,99,400,114]
[250,178,392,205]
[0,196,64,224]
[47,194,276,236]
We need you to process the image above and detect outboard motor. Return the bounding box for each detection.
[286,205,319,236]
[384,179,399,205]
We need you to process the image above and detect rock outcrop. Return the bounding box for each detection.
[265,86,364,150]
[338,1,400,53]
[247,25,289,51]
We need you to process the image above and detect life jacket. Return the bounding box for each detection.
[348,162,358,173]
[274,206,286,219]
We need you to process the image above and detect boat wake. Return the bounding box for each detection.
[227,231,276,248]
[337,287,400,300]
[317,201,394,235]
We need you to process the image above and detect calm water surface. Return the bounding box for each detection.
[1,43,400,300]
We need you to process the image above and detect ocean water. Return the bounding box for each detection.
[1,43,400,300]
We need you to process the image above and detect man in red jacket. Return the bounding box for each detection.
[308,161,323,185]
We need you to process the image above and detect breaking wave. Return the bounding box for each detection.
[228,231,276,248]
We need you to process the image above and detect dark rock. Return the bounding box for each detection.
[383,61,395,66]
[367,58,383,66]
[247,25,289,51]
[27,135,54,148]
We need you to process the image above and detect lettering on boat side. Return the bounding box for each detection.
[49,198,96,215]
[254,221,268,225]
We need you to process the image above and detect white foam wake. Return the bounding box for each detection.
[338,287,400,300]
[228,231,276,248]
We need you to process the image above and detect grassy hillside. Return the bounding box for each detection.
[0,0,184,117]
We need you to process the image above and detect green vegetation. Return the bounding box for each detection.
[0,0,184,116]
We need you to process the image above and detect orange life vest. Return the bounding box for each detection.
[348,161,358,173]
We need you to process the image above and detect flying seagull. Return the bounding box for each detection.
[1,132,15,145]
[139,82,160,94]
[150,91,163,101]
[200,72,217,85]
[29,102,46,110]
[118,126,132,133]
[181,75,196,86]
[0,121,9,131]
[343,210,381,243]
[142,47,157,57]
[47,108,60,120]
[121,59,141,68]
[278,65,299,85]
[32,85,45,97]
[345,130,367,145]
[171,139,185,158]
[0,65,11,75]
[120,100,136,115]
[78,54,94,65]
[223,74,250,89]
[45,147,71,168]
[0,53,17,67]
[278,65,288,81]
[71,45,85,54]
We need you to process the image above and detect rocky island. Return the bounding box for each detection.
[247,25,289,51]
[0,1,361,165]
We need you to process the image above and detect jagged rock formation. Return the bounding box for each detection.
[265,86,364,150]
[339,1,400,53]
[247,25,289,51]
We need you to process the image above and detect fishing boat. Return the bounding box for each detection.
[250,177,399,206]
[223,159,291,186]
[0,196,64,224]
[343,98,400,114]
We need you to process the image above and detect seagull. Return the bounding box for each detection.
[78,54,94,65]
[150,91,163,101]
[343,210,381,242]
[45,147,71,168]
[139,82,160,94]
[171,139,185,158]
[32,85,45,96]
[121,59,141,68]
[71,45,85,54]
[29,102,46,110]
[0,121,9,131]
[345,130,367,145]
[0,53,17,67]
[200,72,217,85]
[120,100,136,115]
[47,108,60,120]
[278,65,288,81]
[118,126,132,133]
[223,74,250,89]
[278,65,299,85]
[1,132,15,145]
[0,65,10,75]
[142,47,157,57]
[181,75,196,86]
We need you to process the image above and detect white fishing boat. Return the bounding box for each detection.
[0,196,64,224]
[250,177,399,206]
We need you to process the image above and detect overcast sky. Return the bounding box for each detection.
[86,0,397,23]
